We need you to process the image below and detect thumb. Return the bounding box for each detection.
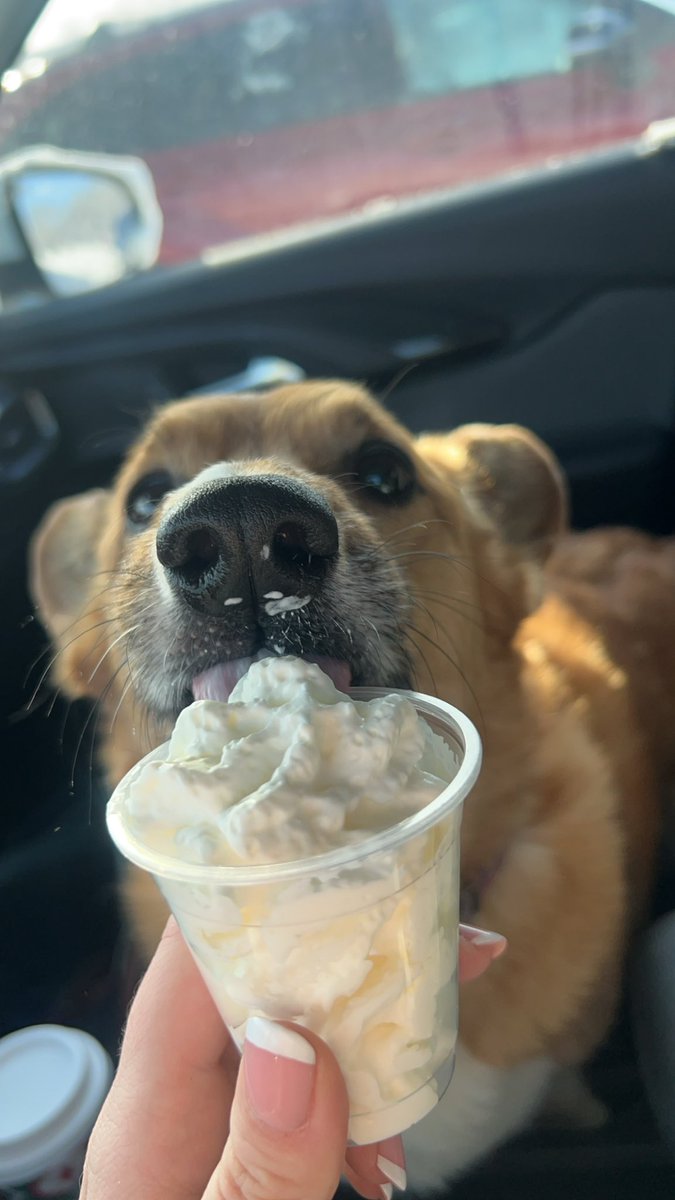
[204,1018,349,1200]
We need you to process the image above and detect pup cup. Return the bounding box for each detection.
[107,689,481,1144]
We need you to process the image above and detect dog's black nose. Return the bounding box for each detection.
[155,475,339,615]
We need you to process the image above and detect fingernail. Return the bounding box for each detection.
[377,1134,407,1190]
[461,925,507,955]
[378,1158,407,1190]
[244,1017,316,1132]
[381,1186,393,1200]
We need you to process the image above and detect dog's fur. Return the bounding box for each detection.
[29,381,675,1187]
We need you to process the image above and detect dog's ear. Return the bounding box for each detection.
[418,423,568,560]
[29,489,109,640]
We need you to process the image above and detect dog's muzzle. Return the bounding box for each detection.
[156,474,339,617]
[121,468,410,716]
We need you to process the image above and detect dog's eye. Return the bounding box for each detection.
[354,441,416,503]
[126,471,173,527]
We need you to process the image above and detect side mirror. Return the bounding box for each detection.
[0,145,163,307]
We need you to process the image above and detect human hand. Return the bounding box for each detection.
[80,919,505,1200]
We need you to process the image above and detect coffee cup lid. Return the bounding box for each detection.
[0,1025,113,1186]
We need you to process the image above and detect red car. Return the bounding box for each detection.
[2,0,675,265]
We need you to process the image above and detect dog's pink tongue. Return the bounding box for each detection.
[192,658,254,701]
[192,655,352,703]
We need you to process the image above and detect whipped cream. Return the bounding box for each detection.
[123,656,456,866]
[108,657,472,1143]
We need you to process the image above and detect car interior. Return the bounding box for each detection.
[2,2,675,1197]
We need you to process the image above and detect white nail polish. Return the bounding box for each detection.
[471,931,506,948]
[377,1154,407,1190]
[381,1186,393,1200]
[245,1017,316,1065]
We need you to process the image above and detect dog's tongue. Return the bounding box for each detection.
[192,653,352,702]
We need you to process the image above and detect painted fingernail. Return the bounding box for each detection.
[460,925,507,955]
[244,1017,316,1131]
[377,1134,407,1190]
[381,1186,393,1200]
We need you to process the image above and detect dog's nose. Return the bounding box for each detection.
[155,475,339,615]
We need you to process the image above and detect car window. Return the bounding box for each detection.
[384,0,575,94]
[1,2,402,155]
[1,0,675,306]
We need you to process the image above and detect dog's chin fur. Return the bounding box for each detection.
[29,380,675,1187]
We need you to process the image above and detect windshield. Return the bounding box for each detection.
[2,0,675,304]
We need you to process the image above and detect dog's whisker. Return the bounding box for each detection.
[123,641,153,750]
[413,588,476,625]
[124,627,168,753]
[88,662,130,822]
[331,616,353,649]
[23,616,121,713]
[417,590,507,638]
[110,673,136,739]
[378,518,454,549]
[363,615,382,646]
[410,595,457,663]
[414,585,486,614]
[89,566,148,582]
[377,361,420,406]
[7,691,52,724]
[406,619,485,731]
[415,587,514,641]
[85,625,140,685]
[63,619,144,805]
[161,625,175,679]
[388,547,470,563]
[410,595,485,702]
[331,470,359,483]
[392,549,520,613]
[413,589,492,638]
[71,600,156,697]
[57,694,77,755]
[413,578,502,624]
[70,660,128,796]
[404,627,438,696]
[22,601,118,686]
[24,573,147,683]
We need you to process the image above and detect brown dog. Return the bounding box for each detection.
[29,381,675,1187]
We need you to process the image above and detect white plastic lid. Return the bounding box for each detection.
[0,1025,113,1186]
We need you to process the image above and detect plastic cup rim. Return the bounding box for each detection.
[106,687,482,886]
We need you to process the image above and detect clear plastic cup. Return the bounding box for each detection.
[107,689,481,1144]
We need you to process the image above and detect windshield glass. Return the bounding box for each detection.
[2,0,675,305]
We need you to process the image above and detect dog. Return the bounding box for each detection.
[29,380,675,1188]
